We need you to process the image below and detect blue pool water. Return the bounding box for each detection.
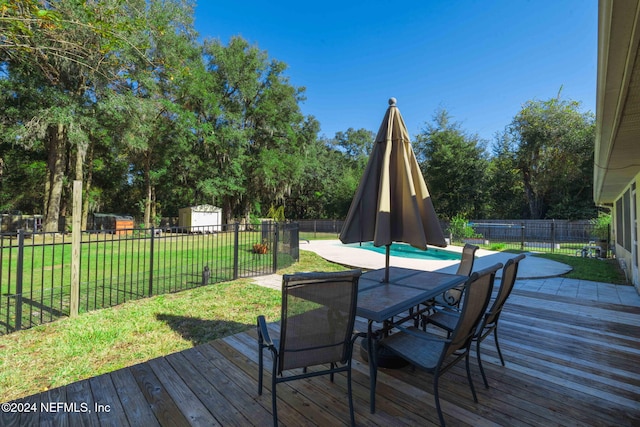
[349,242,461,261]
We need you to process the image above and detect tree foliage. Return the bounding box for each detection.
[414,109,489,220]
[0,2,599,227]
[485,131,528,218]
[1,0,317,227]
[508,96,595,219]
[1,0,166,230]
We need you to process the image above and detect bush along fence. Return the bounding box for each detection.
[0,222,299,335]
[297,218,611,257]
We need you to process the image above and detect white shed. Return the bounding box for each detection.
[178,205,222,233]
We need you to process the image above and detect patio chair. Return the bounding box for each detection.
[257,269,361,426]
[378,263,501,427]
[439,243,479,307]
[424,254,525,388]
[411,243,479,327]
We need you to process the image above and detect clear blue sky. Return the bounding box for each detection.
[194,1,597,143]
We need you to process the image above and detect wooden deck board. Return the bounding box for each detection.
[129,360,191,426]
[88,372,131,427]
[65,379,99,427]
[147,357,217,426]
[165,350,250,426]
[109,368,161,427]
[3,286,640,426]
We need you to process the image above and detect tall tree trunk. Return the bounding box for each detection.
[81,143,94,230]
[144,182,152,228]
[151,187,157,227]
[144,153,152,228]
[243,200,252,230]
[522,168,543,219]
[43,123,67,232]
[222,197,234,227]
[73,142,86,229]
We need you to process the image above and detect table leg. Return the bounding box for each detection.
[367,320,377,413]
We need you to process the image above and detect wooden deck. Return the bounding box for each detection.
[2,284,640,426]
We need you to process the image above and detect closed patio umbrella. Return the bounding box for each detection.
[339,98,446,282]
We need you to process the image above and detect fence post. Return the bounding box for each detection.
[551,220,556,254]
[148,227,155,296]
[520,222,525,251]
[291,223,300,261]
[15,229,24,331]
[70,180,82,317]
[272,222,279,273]
[233,223,239,280]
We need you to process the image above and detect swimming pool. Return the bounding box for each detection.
[349,242,461,261]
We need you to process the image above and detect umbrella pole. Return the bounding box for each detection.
[384,244,390,283]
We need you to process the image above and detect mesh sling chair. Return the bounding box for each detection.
[440,243,479,307]
[412,243,479,328]
[378,263,501,427]
[424,254,525,388]
[257,269,361,426]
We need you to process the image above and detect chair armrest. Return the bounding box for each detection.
[353,330,368,339]
[257,315,275,350]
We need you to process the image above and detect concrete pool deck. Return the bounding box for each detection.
[253,240,640,305]
[299,239,572,279]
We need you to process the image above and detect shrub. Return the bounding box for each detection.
[591,213,611,241]
[448,214,481,241]
[267,205,285,222]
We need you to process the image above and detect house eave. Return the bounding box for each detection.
[594,0,640,204]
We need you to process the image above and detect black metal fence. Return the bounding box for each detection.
[297,218,609,257]
[0,222,299,335]
[465,220,609,256]
[297,219,345,235]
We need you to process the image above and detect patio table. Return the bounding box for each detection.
[356,266,467,413]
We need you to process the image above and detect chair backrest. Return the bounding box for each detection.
[441,243,480,306]
[446,263,501,356]
[456,243,479,276]
[278,269,361,374]
[484,254,525,326]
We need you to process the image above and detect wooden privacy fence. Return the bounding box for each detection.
[0,222,299,335]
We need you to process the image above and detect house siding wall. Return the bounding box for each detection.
[612,175,640,293]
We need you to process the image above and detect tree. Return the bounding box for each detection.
[485,131,527,218]
[414,109,489,220]
[1,0,201,229]
[509,95,596,219]
[0,0,157,231]
[285,128,367,220]
[113,0,201,227]
[203,36,309,224]
[330,128,374,170]
[0,0,148,84]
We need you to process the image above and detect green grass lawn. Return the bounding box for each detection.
[0,250,335,403]
[533,252,628,284]
[1,232,273,296]
[0,247,629,403]
[0,231,294,331]
[0,277,283,402]
[299,231,340,241]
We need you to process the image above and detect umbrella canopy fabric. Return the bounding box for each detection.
[339,98,446,250]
